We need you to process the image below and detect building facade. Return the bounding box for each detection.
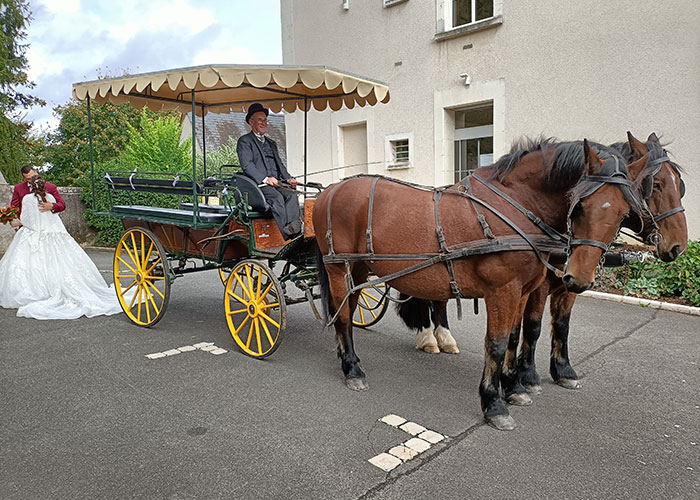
[280,0,699,239]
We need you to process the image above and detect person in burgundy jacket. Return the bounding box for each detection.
[9,166,66,228]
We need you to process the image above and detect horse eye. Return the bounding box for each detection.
[571,203,583,218]
[653,182,662,191]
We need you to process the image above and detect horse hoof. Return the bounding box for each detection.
[524,384,543,395]
[557,378,581,390]
[507,393,532,406]
[345,377,369,391]
[418,344,440,354]
[487,414,517,431]
[440,344,460,354]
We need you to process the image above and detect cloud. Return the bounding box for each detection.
[23,0,283,130]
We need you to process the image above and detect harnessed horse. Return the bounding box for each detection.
[515,132,688,395]
[313,139,648,430]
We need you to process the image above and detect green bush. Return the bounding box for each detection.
[197,136,240,177]
[611,240,700,306]
[78,110,193,245]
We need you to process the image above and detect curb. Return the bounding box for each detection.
[581,290,700,317]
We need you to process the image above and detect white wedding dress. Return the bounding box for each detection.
[0,192,123,319]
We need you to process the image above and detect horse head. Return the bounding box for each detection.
[563,140,647,293]
[624,131,688,262]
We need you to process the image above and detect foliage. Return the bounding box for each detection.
[0,113,27,183]
[0,0,44,112]
[609,240,700,306]
[78,110,193,245]
[0,0,44,183]
[43,100,149,186]
[197,136,240,177]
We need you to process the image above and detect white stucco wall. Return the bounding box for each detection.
[281,0,700,239]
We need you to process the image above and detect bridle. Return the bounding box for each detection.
[566,155,643,256]
[624,149,686,246]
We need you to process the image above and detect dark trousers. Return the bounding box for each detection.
[260,185,300,238]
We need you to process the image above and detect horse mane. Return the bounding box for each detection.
[491,136,559,181]
[609,139,685,174]
[545,141,625,191]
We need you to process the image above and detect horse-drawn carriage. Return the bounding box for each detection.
[72,65,392,357]
[74,65,688,431]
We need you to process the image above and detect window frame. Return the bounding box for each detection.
[384,0,409,7]
[435,0,502,42]
[385,132,413,170]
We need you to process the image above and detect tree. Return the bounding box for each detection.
[43,100,145,186]
[79,109,193,245]
[0,0,44,183]
[0,0,43,112]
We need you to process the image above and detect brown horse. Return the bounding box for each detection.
[516,132,688,395]
[313,139,647,430]
[396,132,688,400]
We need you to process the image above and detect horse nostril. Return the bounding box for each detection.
[670,245,682,259]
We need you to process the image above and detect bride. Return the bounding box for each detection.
[0,175,123,320]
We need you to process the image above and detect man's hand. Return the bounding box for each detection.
[287,178,298,188]
[9,219,22,228]
[265,176,279,187]
[38,201,54,212]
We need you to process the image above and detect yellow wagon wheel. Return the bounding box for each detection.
[113,227,171,327]
[352,281,390,328]
[218,268,229,286]
[224,259,286,358]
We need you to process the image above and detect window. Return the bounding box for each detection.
[385,133,413,170]
[454,103,493,182]
[435,0,502,41]
[450,0,493,28]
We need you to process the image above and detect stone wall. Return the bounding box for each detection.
[0,183,98,252]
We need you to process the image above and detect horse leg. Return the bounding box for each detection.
[431,300,460,354]
[549,288,581,390]
[396,295,439,353]
[321,262,368,391]
[517,282,549,395]
[503,296,532,406]
[480,289,521,431]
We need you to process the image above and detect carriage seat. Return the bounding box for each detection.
[111,205,229,224]
[225,174,272,218]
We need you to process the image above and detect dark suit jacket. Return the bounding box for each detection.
[11,181,66,216]
[237,131,291,185]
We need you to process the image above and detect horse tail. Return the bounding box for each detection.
[315,243,335,324]
[395,294,432,331]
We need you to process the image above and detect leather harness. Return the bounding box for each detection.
[321,159,645,327]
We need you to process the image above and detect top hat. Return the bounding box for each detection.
[245,103,269,124]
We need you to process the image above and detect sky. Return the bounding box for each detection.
[22,0,283,131]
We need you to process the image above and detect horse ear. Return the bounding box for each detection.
[627,131,648,157]
[627,153,650,183]
[583,139,603,175]
[647,132,660,144]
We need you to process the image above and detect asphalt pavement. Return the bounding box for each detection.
[1,248,698,499]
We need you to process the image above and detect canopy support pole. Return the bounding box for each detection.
[303,96,308,201]
[201,105,206,180]
[191,90,199,220]
[87,96,96,212]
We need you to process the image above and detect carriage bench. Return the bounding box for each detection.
[111,205,230,225]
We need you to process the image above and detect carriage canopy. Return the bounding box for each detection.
[72,64,390,115]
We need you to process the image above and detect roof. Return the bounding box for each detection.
[184,111,287,165]
[72,64,390,116]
